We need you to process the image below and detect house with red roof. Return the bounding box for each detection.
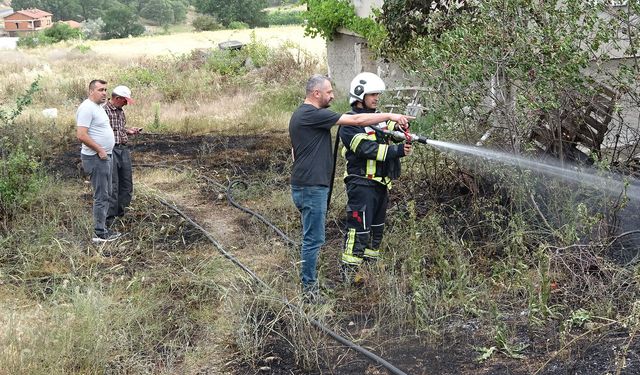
[4,8,53,37]
[62,20,81,29]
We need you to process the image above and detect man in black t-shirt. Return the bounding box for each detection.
[289,74,414,302]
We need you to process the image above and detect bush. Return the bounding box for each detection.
[0,149,45,215]
[82,18,105,40]
[120,66,167,87]
[192,14,222,31]
[43,22,82,43]
[243,33,272,68]
[16,34,55,48]
[0,80,44,219]
[266,10,303,25]
[75,44,92,54]
[228,21,249,29]
[205,49,246,75]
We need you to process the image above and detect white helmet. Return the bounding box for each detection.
[349,72,385,105]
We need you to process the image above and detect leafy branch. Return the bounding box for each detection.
[302,0,386,49]
[0,78,41,128]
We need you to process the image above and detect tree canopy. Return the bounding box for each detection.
[9,0,188,25]
[193,0,268,28]
[102,3,145,39]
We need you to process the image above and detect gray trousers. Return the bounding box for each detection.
[108,145,133,223]
[81,153,112,235]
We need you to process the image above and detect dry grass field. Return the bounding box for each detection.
[82,25,325,59]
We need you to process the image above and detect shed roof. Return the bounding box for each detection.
[62,20,81,29]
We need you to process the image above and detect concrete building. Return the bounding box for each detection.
[327,0,399,92]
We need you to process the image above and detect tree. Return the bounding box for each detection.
[78,0,107,21]
[194,0,268,27]
[376,0,624,154]
[171,0,187,23]
[192,14,221,31]
[142,0,176,26]
[102,3,145,39]
[81,18,105,40]
[11,0,83,21]
[119,0,148,14]
[137,0,187,26]
[10,0,44,12]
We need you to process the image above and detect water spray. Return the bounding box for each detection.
[425,139,640,201]
[370,127,640,203]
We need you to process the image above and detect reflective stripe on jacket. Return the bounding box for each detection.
[338,108,405,188]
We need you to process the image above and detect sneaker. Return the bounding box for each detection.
[92,230,123,243]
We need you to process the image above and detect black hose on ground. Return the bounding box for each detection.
[137,164,408,374]
[224,180,298,247]
[151,193,408,375]
[134,164,297,246]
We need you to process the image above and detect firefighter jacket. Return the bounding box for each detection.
[338,107,406,189]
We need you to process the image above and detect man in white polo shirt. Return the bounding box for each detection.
[76,79,122,242]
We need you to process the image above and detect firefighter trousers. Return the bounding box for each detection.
[341,181,388,266]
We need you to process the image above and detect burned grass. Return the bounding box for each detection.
[29,129,640,374]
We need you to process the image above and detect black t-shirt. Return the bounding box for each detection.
[289,103,342,187]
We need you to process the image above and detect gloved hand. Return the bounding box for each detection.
[403,143,413,156]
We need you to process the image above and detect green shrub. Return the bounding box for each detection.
[16,33,55,48]
[0,149,45,214]
[43,22,82,43]
[228,21,249,29]
[266,10,303,25]
[121,66,167,87]
[16,23,81,49]
[192,14,222,31]
[75,44,92,53]
[243,33,272,68]
[205,49,246,75]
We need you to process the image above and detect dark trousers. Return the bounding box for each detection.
[107,145,133,224]
[81,154,112,235]
[341,182,388,265]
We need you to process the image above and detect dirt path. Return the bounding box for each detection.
[130,132,298,374]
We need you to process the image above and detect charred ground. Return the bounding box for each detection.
[46,131,640,375]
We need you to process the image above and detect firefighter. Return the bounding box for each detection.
[339,72,413,279]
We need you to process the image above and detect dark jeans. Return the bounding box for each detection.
[291,185,329,293]
[81,153,112,235]
[108,145,133,224]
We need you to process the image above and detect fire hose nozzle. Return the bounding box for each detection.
[388,130,429,144]
[371,125,430,145]
[409,133,430,144]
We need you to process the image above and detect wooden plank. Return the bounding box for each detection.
[582,115,609,134]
